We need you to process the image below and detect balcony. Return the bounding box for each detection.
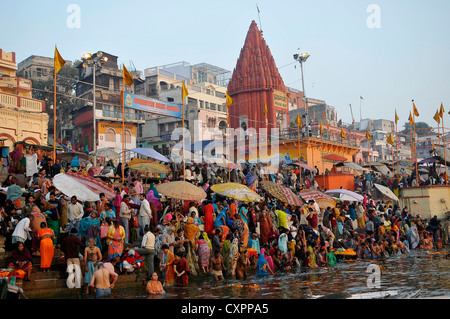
[101,109,145,124]
[0,76,32,92]
[0,92,45,113]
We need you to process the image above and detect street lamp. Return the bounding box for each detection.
[293,51,310,132]
[81,51,108,166]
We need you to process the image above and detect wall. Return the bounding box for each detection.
[399,185,450,220]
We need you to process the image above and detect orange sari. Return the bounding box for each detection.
[37,228,54,269]
[161,250,176,286]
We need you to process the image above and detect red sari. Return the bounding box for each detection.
[174,257,189,286]
[259,211,273,245]
[203,204,214,237]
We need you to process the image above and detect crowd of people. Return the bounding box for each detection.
[1,146,449,299]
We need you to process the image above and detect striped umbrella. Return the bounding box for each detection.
[260,181,303,206]
[53,172,115,202]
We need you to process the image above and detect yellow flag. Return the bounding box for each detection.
[320,122,323,134]
[122,64,134,87]
[434,110,441,124]
[440,103,444,118]
[366,129,372,141]
[387,134,395,146]
[413,102,419,117]
[408,111,414,125]
[340,127,347,140]
[295,114,302,128]
[226,91,233,109]
[54,46,66,75]
[432,141,436,150]
[395,110,399,125]
[182,81,188,100]
[263,103,268,118]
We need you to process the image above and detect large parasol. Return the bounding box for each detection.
[155,181,207,201]
[90,148,120,159]
[374,183,399,202]
[323,154,348,162]
[127,158,171,174]
[325,189,364,202]
[300,189,336,209]
[210,182,262,202]
[260,180,303,206]
[53,172,115,202]
[58,151,90,162]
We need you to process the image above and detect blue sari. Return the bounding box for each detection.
[257,253,269,277]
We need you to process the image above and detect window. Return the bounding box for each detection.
[121,129,132,144]
[105,128,116,142]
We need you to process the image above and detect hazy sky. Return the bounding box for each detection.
[3,0,450,128]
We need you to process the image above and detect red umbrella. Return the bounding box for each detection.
[323,154,348,162]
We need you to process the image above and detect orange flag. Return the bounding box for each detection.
[122,64,133,87]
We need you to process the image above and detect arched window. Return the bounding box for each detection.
[105,128,116,142]
[121,129,132,144]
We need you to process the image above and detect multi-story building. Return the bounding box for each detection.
[136,62,230,156]
[72,51,145,155]
[0,49,49,150]
[18,55,73,82]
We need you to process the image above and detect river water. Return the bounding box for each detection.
[26,248,449,299]
[106,248,450,299]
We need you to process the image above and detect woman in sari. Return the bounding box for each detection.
[196,232,211,274]
[261,247,275,272]
[184,217,200,245]
[173,251,189,286]
[259,208,273,246]
[256,250,273,277]
[107,220,125,264]
[221,234,232,273]
[228,237,239,279]
[233,213,249,248]
[30,206,47,255]
[8,242,33,281]
[160,244,176,287]
[203,201,215,238]
[79,210,101,248]
[37,222,55,272]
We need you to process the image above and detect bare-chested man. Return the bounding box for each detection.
[84,238,102,294]
[210,251,225,281]
[89,262,118,299]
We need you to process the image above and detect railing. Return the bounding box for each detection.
[0,76,32,90]
[0,92,44,112]
[101,109,145,122]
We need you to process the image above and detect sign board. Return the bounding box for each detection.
[273,90,287,109]
[123,92,182,119]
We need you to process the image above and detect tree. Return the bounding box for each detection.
[401,121,435,141]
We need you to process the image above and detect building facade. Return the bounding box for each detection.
[73,51,144,155]
[0,49,49,150]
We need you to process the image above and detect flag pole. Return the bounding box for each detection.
[53,65,57,162]
[227,107,230,182]
[182,84,186,181]
[297,123,301,187]
[412,111,419,186]
[441,107,448,183]
[122,77,125,182]
[395,120,399,180]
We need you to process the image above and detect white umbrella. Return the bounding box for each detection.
[90,147,120,159]
[325,189,364,202]
[374,183,399,201]
[344,161,363,172]
[53,173,101,202]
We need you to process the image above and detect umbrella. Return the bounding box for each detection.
[260,181,303,206]
[129,147,170,162]
[53,172,115,202]
[58,151,90,162]
[300,189,336,209]
[373,183,399,201]
[323,154,348,162]
[325,189,364,202]
[90,148,120,159]
[127,158,170,174]
[373,164,393,178]
[210,183,262,202]
[343,162,364,172]
[155,181,206,201]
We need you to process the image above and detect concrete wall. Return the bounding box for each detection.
[399,185,450,220]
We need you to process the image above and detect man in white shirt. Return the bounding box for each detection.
[120,195,133,244]
[67,196,84,232]
[135,225,156,280]
[138,193,152,238]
